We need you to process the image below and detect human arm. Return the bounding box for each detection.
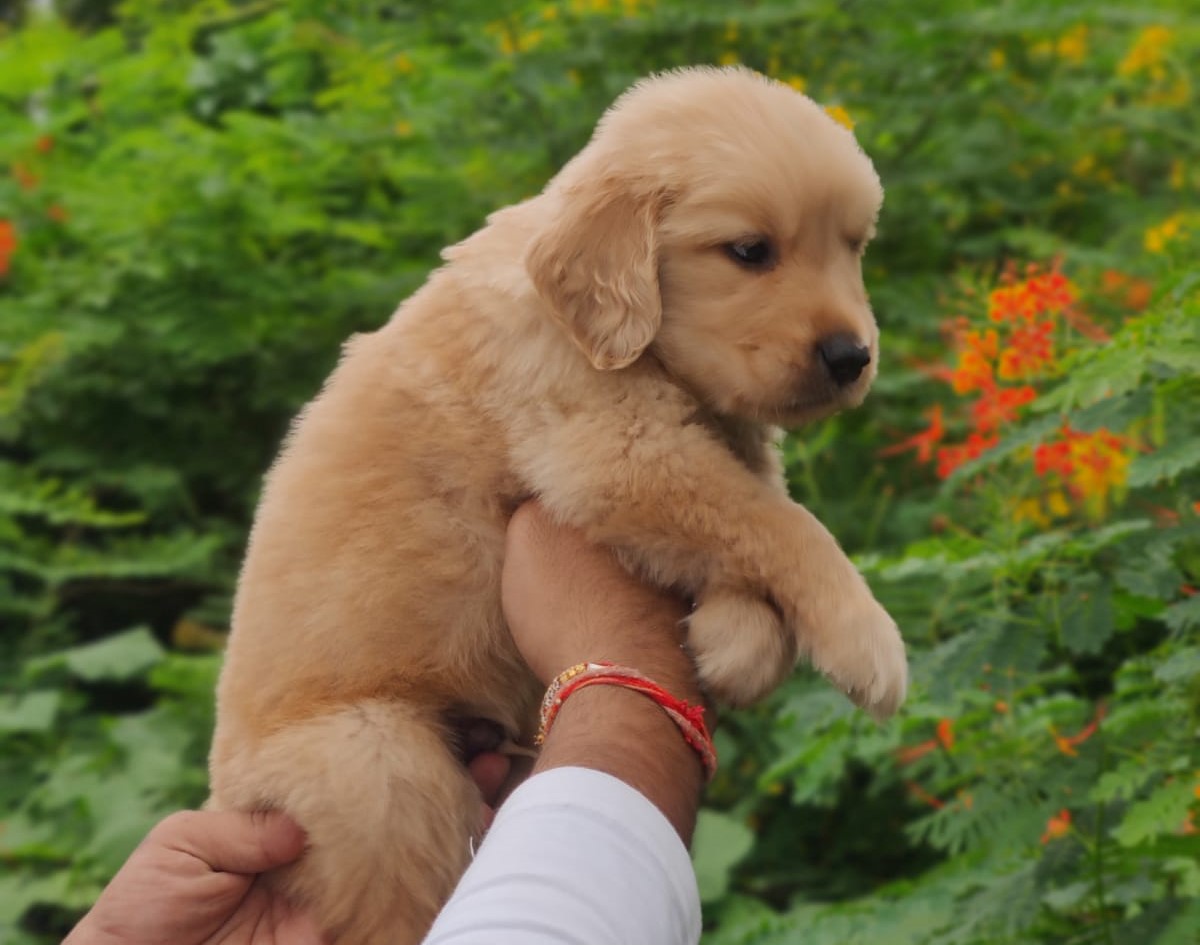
[423,502,705,944]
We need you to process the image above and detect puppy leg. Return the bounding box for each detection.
[516,397,907,716]
[687,587,794,706]
[210,701,481,945]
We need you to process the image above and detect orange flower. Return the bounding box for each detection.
[1041,809,1072,843]
[1101,269,1153,311]
[988,268,1076,324]
[971,385,1037,434]
[936,431,999,479]
[0,219,16,276]
[1025,270,1075,314]
[896,740,938,764]
[997,321,1055,379]
[994,700,1010,713]
[951,348,994,394]
[1050,704,1106,756]
[988,283,1035,323]
[936,718,955,750]
[906,781,946,811]
[880,404,944,463]
[1034,438,1073,477]
[48,204,68,223]
[35,134,54,154]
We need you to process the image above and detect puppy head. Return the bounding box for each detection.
[525,66,884,425]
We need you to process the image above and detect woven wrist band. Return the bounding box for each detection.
[534,660,718,781]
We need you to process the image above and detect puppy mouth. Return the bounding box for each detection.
[763,381,870,426]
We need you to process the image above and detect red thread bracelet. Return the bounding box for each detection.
[535,661,718,780]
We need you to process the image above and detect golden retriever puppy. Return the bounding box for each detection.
[208,65,906,944]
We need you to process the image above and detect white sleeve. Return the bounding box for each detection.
[423,766,702,945]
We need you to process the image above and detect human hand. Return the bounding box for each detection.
[64,810,325,945]
[501,501,694,694]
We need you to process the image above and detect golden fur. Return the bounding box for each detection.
[208,66,907,944]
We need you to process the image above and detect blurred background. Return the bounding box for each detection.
[1,1,1197,942]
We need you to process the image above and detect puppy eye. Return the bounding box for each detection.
[846,235,867,254]
[724,238,775,269]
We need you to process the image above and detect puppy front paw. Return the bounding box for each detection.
[687,589,796,707]
[805,594,907,719]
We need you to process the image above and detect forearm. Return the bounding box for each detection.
[532,665,705,842]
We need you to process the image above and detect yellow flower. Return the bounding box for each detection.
[1046,490,1071,518]
[1067,432,1132,518]
[1146,77,1190,107]
[988,48,1007,70]
[1118,25,1171,78]
[393,120,413,137]
[1169,159,1186,190]
[394,53,415,74]
[1056,25,1088,63]
[1071,154,1096,178]
[718,50,739,66]
[723,21,739,43]
[824,104,854,130]
[786,75,807,93]
[1014,498,1050,527]
[541,5,559,20]
[1144,213,1185,253]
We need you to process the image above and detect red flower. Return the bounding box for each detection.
[936,431,999,479]
[936,718,955,751]
[1050,704,1106,756]
[905,781,946,811]
[971,385,1036,434]
[1034,439,1073,477]
[0,219,17,276]
[880,404,944,463]
[35,134,54,154]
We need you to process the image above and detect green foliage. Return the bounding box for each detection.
[1,1,1197,942]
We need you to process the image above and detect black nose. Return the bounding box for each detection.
[817,334,871,387]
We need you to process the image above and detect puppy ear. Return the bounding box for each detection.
[525,177,663,371]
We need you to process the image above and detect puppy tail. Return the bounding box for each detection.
[209,700,482,945]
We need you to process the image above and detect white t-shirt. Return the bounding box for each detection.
[424,766,702,944]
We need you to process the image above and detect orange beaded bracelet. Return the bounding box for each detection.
[535,661,718,780]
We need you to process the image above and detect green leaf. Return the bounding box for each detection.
[1154,647,1200,686]
[1058,577,1115,656]
[1127,437,1200,488]
[1112,780,1196,848]
[692,810,756,903]
[0,691,61,733]
[1163,597,1200,634]
[26,628,165,683]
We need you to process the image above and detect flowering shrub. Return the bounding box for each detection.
[888,264,1144,523]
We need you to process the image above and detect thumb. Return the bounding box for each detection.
[161,809,309,875]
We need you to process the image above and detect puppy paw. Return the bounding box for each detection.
[687,590,796,707]
[804,594,907,719]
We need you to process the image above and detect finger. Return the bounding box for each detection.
[467,752,511,806]
[155,809,308,875]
